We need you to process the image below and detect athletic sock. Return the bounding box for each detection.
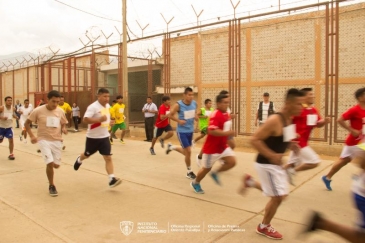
[109,174,115,181]
[193,179,198,184]
[170,145,176,150]
[246,178,256,187]
[187,167,192,172]
[260,223,268,229]
[77,156,82,164]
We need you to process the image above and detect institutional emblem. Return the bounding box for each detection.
[120,221,134,236]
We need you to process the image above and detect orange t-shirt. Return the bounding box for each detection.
[28,105,68,141]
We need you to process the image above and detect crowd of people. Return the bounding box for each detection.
[1,86,365,242]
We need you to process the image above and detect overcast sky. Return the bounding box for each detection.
[0,0,361,59]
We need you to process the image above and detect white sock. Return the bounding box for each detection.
[260,223,268,229]
[77,156,82,164]
[246,178,256,187]
[193,179,198,184]
[170,145,176,150]
[109,174,115,181]
[187,167,192,172]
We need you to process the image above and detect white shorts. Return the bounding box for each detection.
[255,163,289,197]
[202,147,235,168]
[340,145,365,159]
[19,119,26,130]
[288,146,320,165]
[38,140,62,165]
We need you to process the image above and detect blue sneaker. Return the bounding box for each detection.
[191,181,204,194]
[322,176,332,191]
[210,172,221,186]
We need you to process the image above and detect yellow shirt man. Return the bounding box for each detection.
[110,95,126,143]
[59,102,71,114]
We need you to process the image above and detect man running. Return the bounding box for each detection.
[193,99,213,145]
[166,87,198,179]
[149,95,173,155]
[285,88,331,185]
[322,87,365,191]
[110,95,127,144]
[109,99,117,144]
[18,99,33,143]
[191,93,236,194]
[0,96,18,160]
[239,88,303,240]
[73,88,122,188]
[25,90,68,196]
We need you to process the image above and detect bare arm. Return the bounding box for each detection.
[208,129,234,137]
[25,119,37,144]
[338,116,360,137]
[83,116,107,124]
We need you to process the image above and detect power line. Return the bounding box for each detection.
[54,0,121,23]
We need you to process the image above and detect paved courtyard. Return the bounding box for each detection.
[0,128,360,243]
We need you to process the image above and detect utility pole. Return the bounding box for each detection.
[122,0,129,128]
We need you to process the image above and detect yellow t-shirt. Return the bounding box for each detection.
[111,103,126,124]
[59,102,71,114]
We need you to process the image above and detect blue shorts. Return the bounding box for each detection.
[0,128,13,140]
[354,193,365,229]
[177,132,193,149]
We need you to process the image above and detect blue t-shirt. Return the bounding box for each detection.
[176,100,197,133]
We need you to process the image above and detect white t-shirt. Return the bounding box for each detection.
[142,103,158,118]
[19,106,33,121]
[84,101,110,139]
[257,102,276,123]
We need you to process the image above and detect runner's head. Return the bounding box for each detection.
[116,95,123,104]
[59,96,65,105]
[162,96,171,106]
[355,87,365,103]
[183,87,194,103]
[285,88,303,116]
[97,88,110,106]
[24,99,29,108]
[204,99,212,109]
[263,92,270,102]
[216,94,229,112]
[4,96,12,107]
[300,88,314,105]
[47,90,61,110]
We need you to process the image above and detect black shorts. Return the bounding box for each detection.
[154,124,173,138]
[84,137,112,156]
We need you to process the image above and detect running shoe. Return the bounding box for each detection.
[49,185,58,197]
[238,174,253,195]
[19,135,23,141]
[110,137,113,145]
[8,154,15,160]
[321,175,332,191]
[186,171,196,180]
[120,139,125,144]
[256,224,283,240]
[190,181,204,194]
[210,172,221,185]
[74,156,82,171]
[112,134,118,139]
[62,145,66,150]
[303,211,321,233]
[109,177,122,188]
[159,138,164,148]
[150,148,156,155]
[287,167,296,186]
[166,143,173,154]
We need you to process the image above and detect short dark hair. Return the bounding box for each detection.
[4,96,12,102]
[116,95,123,99]
[300,88,312,95]
[204,99,212,104]
[355,87,365,99]
[184,87,193,94]
[147,96,152,99]
[162,96,170,102]
[98,88,109,94]
[263,92,270,97]
[285,88,303,101]
[219,90,229,95]
[24,99,29,103]
[216,94,228,103]
[112,100,117,103]
[47,90,61,99]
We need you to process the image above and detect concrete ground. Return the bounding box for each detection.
[0,127,361,243]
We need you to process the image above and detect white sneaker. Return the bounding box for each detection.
[287,167,296,186]
[196,154,202,168]
[23,140,27,144]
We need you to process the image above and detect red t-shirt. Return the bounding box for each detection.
[293,106,321,148]
[155,104,170,128]
[202,110,230,154]
[342,104,365,146]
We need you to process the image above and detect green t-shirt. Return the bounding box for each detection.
[199,107,214,129]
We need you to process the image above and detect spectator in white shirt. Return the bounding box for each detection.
[255,92,276,126]
[142,97,158,142]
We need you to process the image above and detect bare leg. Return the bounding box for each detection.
[103,155,114,175]
[313,215,365,243]
[184,147,192,168]
[295,163,319,172]
[228,139,236,150]
[262,196,286,225]
[9,138,14,154]
[163,131,173,140]
[194,133,205,143]
[120,130,126,140]
[216,156,236,172]
[326,157,352,179]
[46,163,55,185]
[195,167,211,183]
[151,137,158,149]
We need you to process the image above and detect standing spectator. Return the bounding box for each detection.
[255,92,276,127]
[72,103,80,132]
[142,96,158,142]
[15,100,22,128]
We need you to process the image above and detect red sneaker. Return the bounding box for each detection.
[238,174,253,195]
[256,224,283,240]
